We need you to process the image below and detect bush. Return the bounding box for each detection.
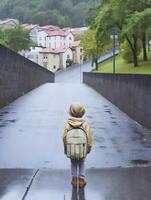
[66,59,73,67]
[121,40,141,63]
[121,41,133,63]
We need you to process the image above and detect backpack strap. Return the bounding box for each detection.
[67,121,86,133]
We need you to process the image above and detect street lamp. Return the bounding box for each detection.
[80,58,82,83]
[110,27,118,73]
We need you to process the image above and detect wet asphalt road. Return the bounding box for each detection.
[1,167,151,200]
[0,56,151,199]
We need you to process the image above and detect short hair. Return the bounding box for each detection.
[69,103,86,118]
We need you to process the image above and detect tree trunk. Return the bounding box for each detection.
[95,59,98,71]
[142,32,148,61]
[132,49,138,67]
[125,34,138,67]
[148,40,150,52]
[133,34,138,67]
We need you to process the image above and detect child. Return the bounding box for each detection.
[63,103,93,187]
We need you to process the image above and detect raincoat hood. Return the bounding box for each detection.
[68,117,85,128]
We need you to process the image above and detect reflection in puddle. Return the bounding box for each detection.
[131,159,150,165]
[71,186,85,200]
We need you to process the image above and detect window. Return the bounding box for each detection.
[43,55,48,59]
[53,65,56,69]
[43,62,48,68]
[67,54,70,59]
[69,37,72,40]
[80,48,83,53]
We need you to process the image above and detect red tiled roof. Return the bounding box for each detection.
[40,47,69,54]
[46,30,71,37]
[41,25,59,30]
[70,41,80,48]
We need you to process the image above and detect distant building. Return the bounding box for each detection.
[20,47,43,64]
[37,29,74,48]
[39,47,73,72]
[20,23,86,72]
[22,24,40,43]
[70,41,83,64]
[0,18,19,29]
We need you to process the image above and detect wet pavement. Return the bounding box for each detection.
[55,51,115,83]
[1,167,151,200]
[0,83,151,169]
[0,57,151,199]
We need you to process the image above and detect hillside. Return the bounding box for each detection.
[0,0,102,27]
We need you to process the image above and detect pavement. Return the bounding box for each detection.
[55,50,117,83]
[1,167,151,200]
[0,57,151,199]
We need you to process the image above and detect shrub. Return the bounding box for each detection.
[66,59,73,67]
[121,40,141,63]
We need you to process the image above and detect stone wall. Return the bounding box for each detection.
[83,72,151,130]
[0,45,54,108]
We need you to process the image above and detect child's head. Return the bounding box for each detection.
[69,103,85,118]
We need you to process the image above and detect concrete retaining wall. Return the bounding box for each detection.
[0,45,54,108]
[83,72,151,130]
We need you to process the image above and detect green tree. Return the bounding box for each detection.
[5,25,32,52]
[95,0,151,67]
[0,0,100,27]
[81,29,103,70]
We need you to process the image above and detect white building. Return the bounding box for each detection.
[20,47,43,64]
[37,29,74,48]
[39,47,73,72]
[22,24,40,43]
[0,18,19,29]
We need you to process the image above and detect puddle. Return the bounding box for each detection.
[110,116,116,120]
[6,119,17,123]
[104,105,109,108]
[111,121,118,124]
[0,124,6,128]
[104,110,112,115]
[99,146,106,149]
[131,159,150,165]
[1,111,9,114]
[94,137,105,143]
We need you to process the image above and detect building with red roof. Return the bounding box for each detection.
[39,47,73,72]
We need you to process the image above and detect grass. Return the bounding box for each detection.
[95,51,151,74]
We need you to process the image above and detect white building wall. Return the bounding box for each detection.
[65,32,74,47]
[45,32,74,48]
[37,31,47,47]
[20,47,43,64]
[46,36,66,48]
[39,53,60,72]
[62,48,73,68]
[29,27,40,43]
